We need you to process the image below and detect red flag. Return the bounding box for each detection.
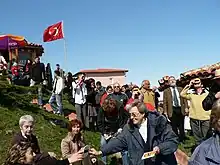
[43,21,64,42]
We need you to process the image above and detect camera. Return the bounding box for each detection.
[134,92,140,99]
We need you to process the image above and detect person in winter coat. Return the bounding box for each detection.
[189,99,220,165]
[97,98,128,164]
[30,57,46,107]
[45,63,53,90]
[12,115,40,154]
[90,100,178,165]
[202,69,220,111]
[86,78,98,130]
[95,81,106,107]
[121,84,132,99]
[30,57,46,85]
[107,83,128,107]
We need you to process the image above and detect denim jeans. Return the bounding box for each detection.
[38,85,43,106]
[49,93,63,114]
[30,80,43,106]
[100,135,129,165]
[100,135,107,164]
[121,150,129,165]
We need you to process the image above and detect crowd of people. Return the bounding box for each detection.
[2,53,220,164]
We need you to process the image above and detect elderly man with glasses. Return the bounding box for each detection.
[107,82,128,107]
[90,100,178,165]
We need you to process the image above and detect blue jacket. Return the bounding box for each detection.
[189,134,220,165]
[101,111,178,165]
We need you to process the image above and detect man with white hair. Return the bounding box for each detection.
[12,115,40,153]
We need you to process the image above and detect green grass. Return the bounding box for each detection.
[0,78,195,164]
[179,132,196,157]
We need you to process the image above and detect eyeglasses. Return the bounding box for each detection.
[114,86,120,88]
[129,112,140,118]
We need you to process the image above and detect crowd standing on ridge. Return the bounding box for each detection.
[2,54,220,165]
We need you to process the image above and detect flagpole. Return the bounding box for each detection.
[62,21,67,75]
[63,38,67,72]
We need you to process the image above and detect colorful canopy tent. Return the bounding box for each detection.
[0,34,27,50]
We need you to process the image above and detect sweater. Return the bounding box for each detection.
[180,86,211,120]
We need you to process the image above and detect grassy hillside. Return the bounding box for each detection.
[0,79,100,165]
[0,78,195,165]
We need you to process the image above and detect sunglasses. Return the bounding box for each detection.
[114,86,120,88]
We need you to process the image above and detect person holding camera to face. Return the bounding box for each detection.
[180,78,211,150]
[125,86,144,110]
[126,86,156,112]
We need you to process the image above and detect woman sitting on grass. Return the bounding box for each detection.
[4,142,83,165]
[61,119,85,159]
[61,119,105,165]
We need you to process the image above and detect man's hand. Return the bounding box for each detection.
[89,148,102,156]
[152,86,157,92]
[163,113,169,119]
[153,146,160,155]
[68,150,83,163]
[48,152,57,158]
[215,92,220,99]
[189,80,194,87]
[117,128,123,134]
[185,108,189,116]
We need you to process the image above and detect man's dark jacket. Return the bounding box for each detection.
[101,111,178,165]
[107,92,128,107]
[202,82,220,110]
[97,101,128,135]
[31,62,46,83]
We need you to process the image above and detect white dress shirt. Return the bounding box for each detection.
[170,87,181,107]
[52,77,64,94]
[139,119,148,143]
[72,81,87,104]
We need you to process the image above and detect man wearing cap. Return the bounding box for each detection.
[72,72,88,129]
[90,100,178,165]
[202,69,220,110]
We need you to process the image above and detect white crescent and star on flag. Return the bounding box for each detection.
[49,27,59,36]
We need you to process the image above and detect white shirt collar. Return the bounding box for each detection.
[138,119,148,143]
[140,118,147,128]
[21,131,28,139]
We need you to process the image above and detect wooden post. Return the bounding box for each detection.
[15,48,18,62]
[9,49,12,61]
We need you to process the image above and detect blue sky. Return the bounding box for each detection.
[1,0,220,86]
